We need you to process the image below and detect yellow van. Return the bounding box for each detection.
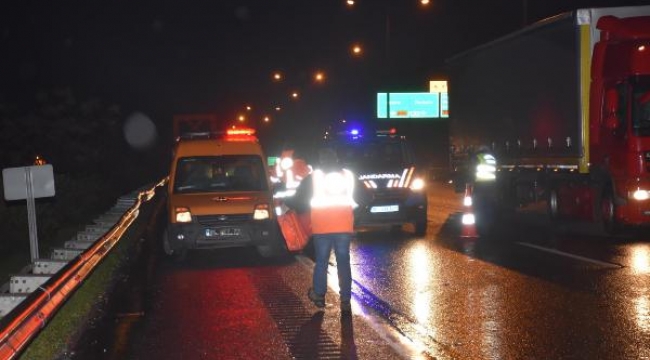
[163,128,287,259]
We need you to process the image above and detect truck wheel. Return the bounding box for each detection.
[547,187,561,221]
[600,188,620,235]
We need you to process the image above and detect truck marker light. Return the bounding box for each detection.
[175,207,192,223]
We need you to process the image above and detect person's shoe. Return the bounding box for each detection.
[340,300,352,314]
[308,288,325,308]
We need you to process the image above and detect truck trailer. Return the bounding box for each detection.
[447,6,650,233]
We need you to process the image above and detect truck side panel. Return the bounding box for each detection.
[448,14,583,166]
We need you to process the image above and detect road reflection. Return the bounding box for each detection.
[406,242,434,324]
[631,245,650,274]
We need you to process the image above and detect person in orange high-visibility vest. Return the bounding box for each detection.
[286,147,361,315]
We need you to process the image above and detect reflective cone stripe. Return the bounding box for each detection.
[461,183,478,238]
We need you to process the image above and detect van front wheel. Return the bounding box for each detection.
[163,228,187,262]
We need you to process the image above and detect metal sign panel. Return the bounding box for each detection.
[3,165,55,201]
[377,92,442,119]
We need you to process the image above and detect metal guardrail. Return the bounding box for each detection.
[0,178,167,360]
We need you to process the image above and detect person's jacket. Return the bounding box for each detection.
[285,166,368,233]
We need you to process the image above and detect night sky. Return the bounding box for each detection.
[2,0,650,155]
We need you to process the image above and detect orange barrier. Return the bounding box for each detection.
[277,210,311,252]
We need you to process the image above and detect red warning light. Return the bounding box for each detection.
[225,127,257,141]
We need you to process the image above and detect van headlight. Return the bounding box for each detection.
[410,178,425,191]
[254,204,271,220]
[175,207,192,223]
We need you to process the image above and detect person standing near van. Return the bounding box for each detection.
[286,148,359,314]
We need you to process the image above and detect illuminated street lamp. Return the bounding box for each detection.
[314,71,325,83]
[272,71,283,82]
[347,0,430,81]
[238,114,246,122]
[351,43,363,57]
[290,91,299,100]
[263,115,271,123]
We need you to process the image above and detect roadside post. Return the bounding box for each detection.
[2,164,56,262]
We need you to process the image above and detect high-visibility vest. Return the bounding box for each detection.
[310,168,356,234]
[474,152,497,182]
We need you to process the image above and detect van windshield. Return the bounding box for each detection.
[173,155,267,193]
[632,77,650,137]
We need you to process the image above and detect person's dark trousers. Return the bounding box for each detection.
[312,233,352,301]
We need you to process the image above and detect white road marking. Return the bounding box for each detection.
[296,255,434,359]
[516,242,623,269]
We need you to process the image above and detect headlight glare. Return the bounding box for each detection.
[175,207,192,223]
[632,189,650,201]
[254,204,270,220]
[410,178,425,191]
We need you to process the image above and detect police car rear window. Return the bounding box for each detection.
[335,141,406,166]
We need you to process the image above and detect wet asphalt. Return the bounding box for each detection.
[68,181,650,359]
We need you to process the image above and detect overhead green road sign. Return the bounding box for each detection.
[377,92,448,119]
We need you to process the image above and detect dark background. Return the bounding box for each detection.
[2,0,649,171]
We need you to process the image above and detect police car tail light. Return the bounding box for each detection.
[175,207,192,223]
[253,203,271,220]
[410,178,425,191]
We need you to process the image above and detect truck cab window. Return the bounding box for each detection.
[604,83,628,136]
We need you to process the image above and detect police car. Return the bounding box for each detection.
[323,128,428,236]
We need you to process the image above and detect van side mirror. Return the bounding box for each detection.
[604,89,620,131]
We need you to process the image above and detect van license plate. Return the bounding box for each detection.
[206,228,241,237]
[370,205,399,213]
